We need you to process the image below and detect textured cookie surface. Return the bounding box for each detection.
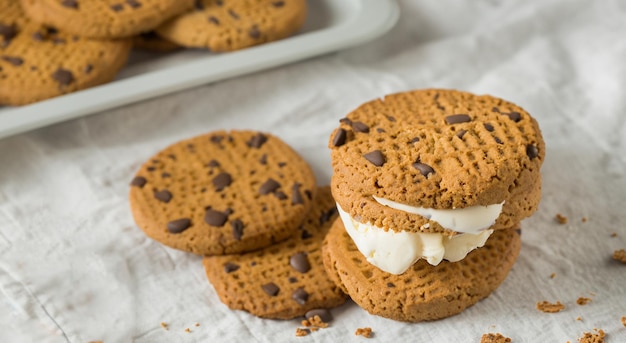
[20,0,193,39]
[322,218,521,322]
[0,0,131,105]
[329,89,545,234]
[204,187,347,319]
[156,0,306,52]
[132,31,181,52]
[129,130,317,255]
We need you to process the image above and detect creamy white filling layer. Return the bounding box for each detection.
[373,196,504,234]
[337,204,493,275]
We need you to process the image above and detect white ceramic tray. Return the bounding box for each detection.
[0,0,399,140]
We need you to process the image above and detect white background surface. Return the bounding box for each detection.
[1,0,626,342]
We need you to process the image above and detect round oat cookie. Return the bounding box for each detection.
[322,218,521,322]
[328,89,545,235]
[0,0,131,105]
[203,186,347,319]
[155,0,307,52]
[129,130,317,256]
[132,31,181,52]
[19,0,194,39]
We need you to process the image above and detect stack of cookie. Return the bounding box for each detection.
[324,89,545,321]
[1,0,307,105]
[129,130,346,319]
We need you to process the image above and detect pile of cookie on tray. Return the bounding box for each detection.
[128,89,546,337]
[0,0,306,105]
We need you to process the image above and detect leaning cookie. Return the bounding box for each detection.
[204,186,347,319]
[0,0,131,105]
[322,218,521,322]
[155,0,307,52]
[19,0,194,39]
[328,89,543,274]
[129,130,317,255]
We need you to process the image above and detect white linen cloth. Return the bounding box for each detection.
[1,0,626,342]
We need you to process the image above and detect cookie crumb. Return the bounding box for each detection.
[550,272,556,279]
[576,317,583,321]
[621,316,626,327]
[556,213,568,224]
[295,328,310,337]
[184,328,191,333]
[581,217,587,223]
[578,329,605,343]
[536,300,565,313]
[355,327,373,338]
[577,297,592,305]
[301,315,329,328]
[480,333,512,343]
[611,232,618,238]
[613,249,626,263]
[194,322,200,327]
[160,322,168,330]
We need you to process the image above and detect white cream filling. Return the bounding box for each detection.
[373,196,503,234]
[337,204,492,275]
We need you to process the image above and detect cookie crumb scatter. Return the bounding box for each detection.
[556,213,568,224]
[613,249,626,263]
[577,297,592,305]
[550,272,556,279]
[295,328,310,337]
[160,322,168,330]
[355,327,373,338]
[578,329,605,343]
[480,333,512,343]
[536,300,565,313]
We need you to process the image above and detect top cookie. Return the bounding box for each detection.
[0,0,131,105]
[20,0,194,39]
[129,130,317,256]
[155,0,307,52]
[329,89,545,234]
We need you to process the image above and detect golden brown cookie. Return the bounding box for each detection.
[203,187,347,319]
[132,31,181,52]
[19,0,193,39]
[322,218,521,322]
[328,89,545,235]
[155,0,307,52]
[129,130,317,255]
[0,0,131,105]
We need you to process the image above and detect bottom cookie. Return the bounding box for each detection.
[203,186,347,319]
[322,219,521,322]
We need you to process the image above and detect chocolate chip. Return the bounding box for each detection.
[228,9,240,19]
[305,309,332,323]
[505,111,521,122]
[126,0,141,8]
[146,166,156,172]
[301,230,312,240]
[352,121,370,133]
[30,66,37,71]
[208,16,220,25]
[212,172,232,191]
[205,209,228,227]
[387,282,395,288]
[249,25,260,39]
[494,136,503,144]
[0,24,17,43]
[247,133,268,148]
[339,117,352,126]
[304,190,312,200]
[291,183,304,205]
[110,3,124,11]
[363,150,385,167]
[272,0,285,7]
[386,115,396,122]
[231,219,244,240]
[492,107,500,113]
[46,27,58,34]
[515,228,521,236]
[32,32,44,41]
[207,159,220,167]
[167,154,176,161]
[410,137,420,144]
[61,0,78,8]
[161,172,170,178]
[290,252,310,273]
[456,129,467,139]
[84,64,93,74]
[376,128,385,133]
[484,123,494,132]
[288,276,297,283]
[210,135,224,144]
[1,56,23,66]
[167,218,191,233]
[194,0,203,10]
[413,162,435,177]
[53,37,65,45]
[445,114,471,124]
[278,162,287,168]
[332,128,347,147]
[224,262,239,273]
[130,176,147,187]
[319,208,337,225]
[274,191,287,200]
[215,0,223,5]
[292,288,309,305]
[526,144,539,159]
[224,208,233,216]
[259,178,280,195]
[250,261,256,266]
[261,282,279,296]
[154,190,172,203]
[52,68,74,86]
